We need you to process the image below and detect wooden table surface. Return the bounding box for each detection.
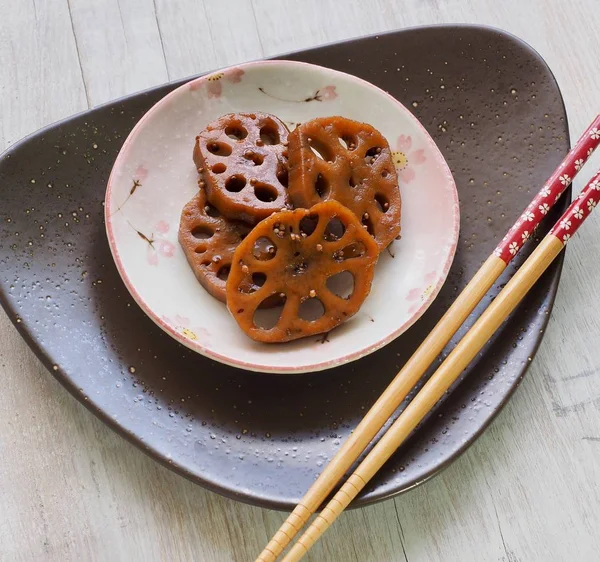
[1,1,599,561]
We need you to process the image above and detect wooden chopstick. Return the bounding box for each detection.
[256,114,600,562]
[282,163,600,562]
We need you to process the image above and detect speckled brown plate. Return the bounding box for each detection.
[0,25,569,510]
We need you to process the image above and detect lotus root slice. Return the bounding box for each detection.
[178,189,252,303]
[226,200,380,343]
[287,116,401,249]
[193,112,290,224]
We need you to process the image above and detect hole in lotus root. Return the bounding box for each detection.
[298,297,325,321]
[299,214,319,237]
[225,175,247,192]
[253,237,277,260]
[207,141,232,156]
[315,173,329,198]
[243,152,264,166]
[217,264,230,281]
[326,271,355,299]
[253,296,286,329]
[191,225,214,239]
[324,217,346,242]
[259,125,280,145]
[252,272,267,287]
[337,242,366,260]
[375,193,389,213]
[194,245,206,254]
[308,138,333,161]
[365,146,382,164]
[276,164,289,187]
[362,214,374,235]
[254,183,279,202]
[349,174,358,188]
[381,169,390,178]
[204,203,221,218]
[212,162,227,174]
[239,271,267,294]
[341,134,356,150]
[225,124,248,140]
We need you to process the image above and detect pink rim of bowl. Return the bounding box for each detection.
[105,60,460,374]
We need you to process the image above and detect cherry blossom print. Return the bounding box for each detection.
[406,270,440,305]
[406,288,421,301]
[559,219,572,231]
[161,315,208,341]
[189,67,245,98]
[207,75,224,98]
[391,135,427,184]
[128,220,176,266]
[521,230,530,242]
[156,239,175,257]
[559,174,572,186]
[522,210,535,222]
[258,84,338,103]
[147,246,158,266]
[134,165,149,183]
[494,117,600,263]
[149,221,176,265]
[316,85,338,100]
[551,169,600,245]
[156,220,169,234]
[421,284,434,301]
[590,179,600,191]
[110,165,149,215]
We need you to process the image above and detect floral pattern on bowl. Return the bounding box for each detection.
[105,60,459,373]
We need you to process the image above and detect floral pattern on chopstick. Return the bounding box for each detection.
[494,119,600,262]
[551,171,600,245]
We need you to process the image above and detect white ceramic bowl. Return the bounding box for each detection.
[105,60,459,373]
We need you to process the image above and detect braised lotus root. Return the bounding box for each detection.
[178,189,252,303]
[193,112,290,224]
[287,116,401,249]
[226,201,380,343]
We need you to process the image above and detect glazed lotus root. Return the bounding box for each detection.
[193,112,290,224]
[287,116,401,249]
[179,189,251,303]
[226,201,380,343]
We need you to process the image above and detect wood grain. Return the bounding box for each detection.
[1,1,600,561]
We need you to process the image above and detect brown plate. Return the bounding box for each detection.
[0,25,569,509]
